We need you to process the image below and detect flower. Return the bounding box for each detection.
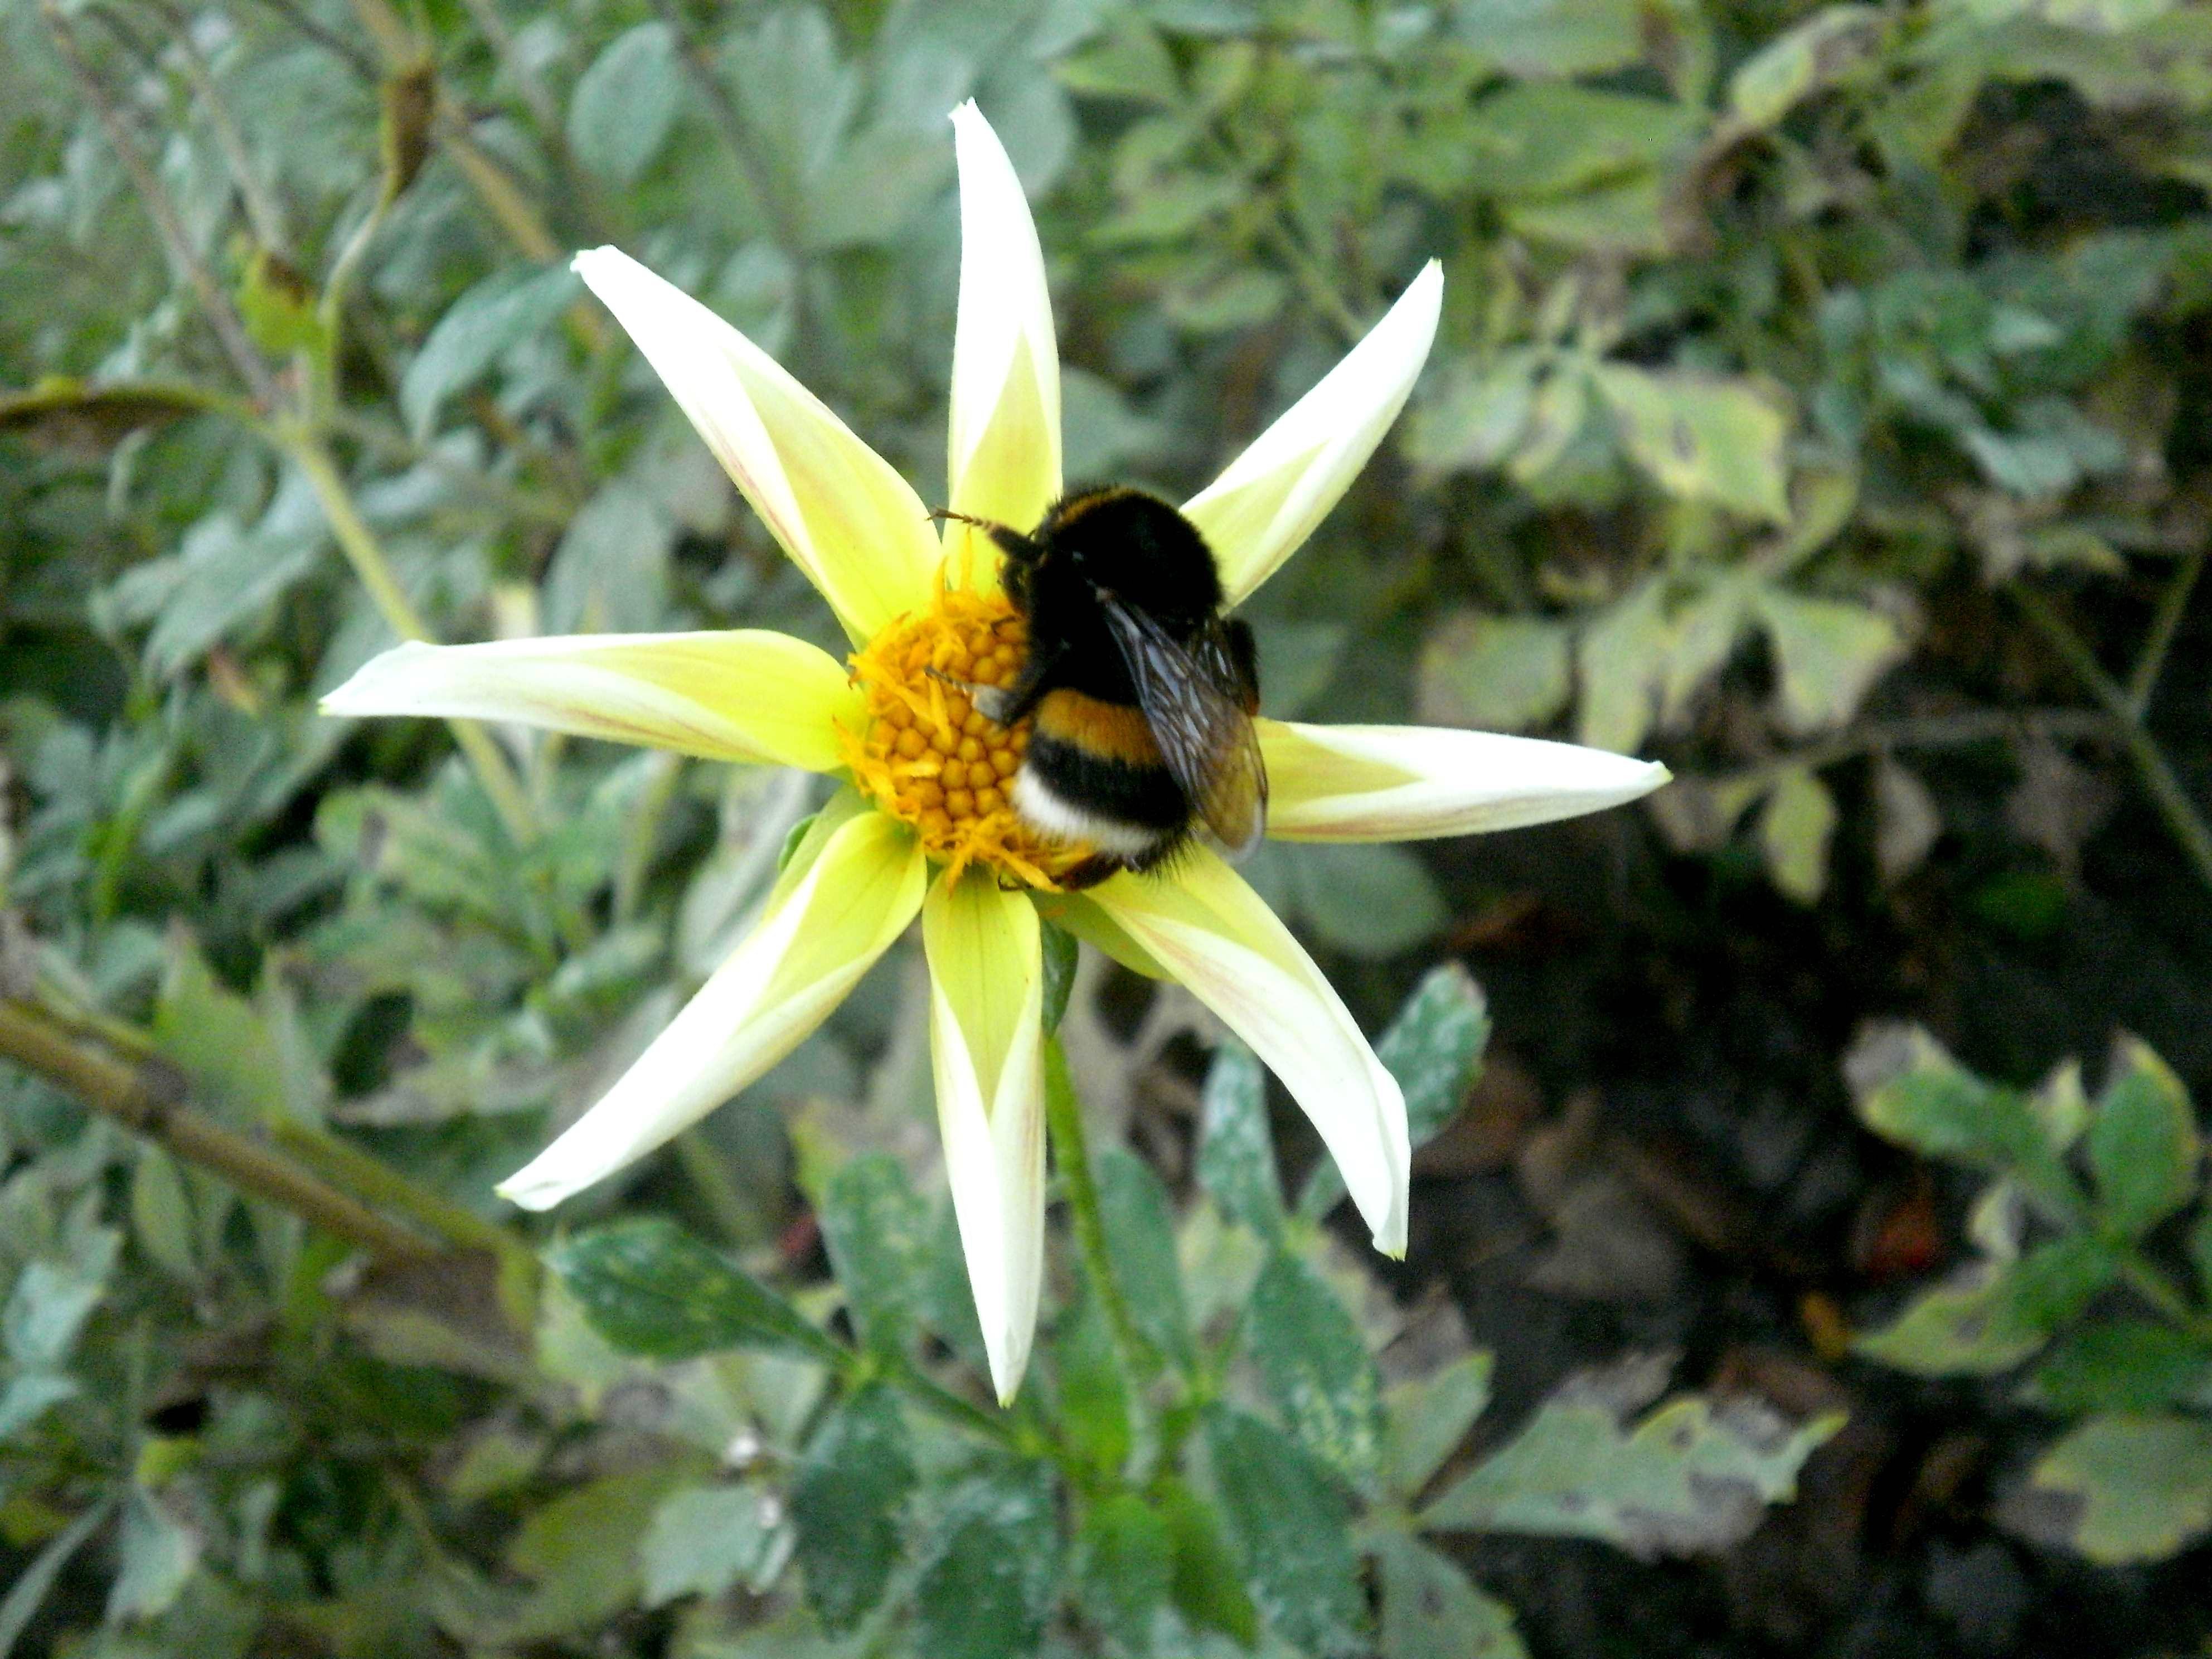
[323,103,1667,1403]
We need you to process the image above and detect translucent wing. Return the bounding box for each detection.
[1098,600,1268,857]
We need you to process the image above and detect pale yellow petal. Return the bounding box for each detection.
[947,101,1061,541]
[1262,720,1671,842]
[1186,262,1443,607]
[322,632,864,772]
[1091,850,1409,1254]
[922,869,1046,1403]
[1029,891,1170,981]
[498,802,924,1210]
[574,247,940,642]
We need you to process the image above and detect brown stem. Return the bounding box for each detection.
[0,1000,435,1264]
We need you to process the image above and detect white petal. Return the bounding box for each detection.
[1186,262,1443,607]
[922,870,1047,1403]
[322,632,864,772]
[574,248,940,643]
[947,101,1061,542]
[498,801,925,1210]
[1091,849,1409,1255]
[1262,720,1671,842]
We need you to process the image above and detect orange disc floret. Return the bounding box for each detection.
[838,581,1091,888]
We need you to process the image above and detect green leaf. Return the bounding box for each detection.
[1076,1492,1172,1657]
[1415,612,1574,733]
[1454,85,1701,198]
[1041,919,1079,1035]
[1595,365,1792,522]
[1205,1406,1367,1657]
[4,1229,120,1370]
[1053,1279,1133,1477]
[2026,1321,2212,1414]
[913,1464,1062,1659]
[503,1467,687,1638]
[1851,1028,2059,1181]
[546,1219,840,1364]
[1385,1351,1495,1499]
[1157,1477,1259,1648]
[1248,1250,1384,1486]
[2004,1413,2212,1564]
[1575,579,1671,754]
[569,23,681,185]
[1055,13,1181,102]
[1371,1528,1528,1659]
[1852,1235,2119,1376]
[641,1483,778,1607]
[818,1153,932,1355]
[1753,589,1907,735]
[1303,963,1491,1220]
[1726,6,1886,130]
[1758,765,1837,905]
[1197,1041,1283,1241]
[107,1488,199,1622]
[1421,1360,1842,1557]
[0,1496,110,1657]
[130,1144,197,1282]
[399,263,579,439]
[1449,0,1647,76]
[2087,1036,2200,1237]
[0,1373,81,1440]
[1288,842,1448,958]
[1096,1147,1194,1370]
[151,937,290,1123]
[792,1385,914,1632]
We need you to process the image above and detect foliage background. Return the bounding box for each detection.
[3,0,2212,1653]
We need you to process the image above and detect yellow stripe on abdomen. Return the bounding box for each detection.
[1032,690,1161,766]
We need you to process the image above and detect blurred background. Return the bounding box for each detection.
[3,1,2211,1655]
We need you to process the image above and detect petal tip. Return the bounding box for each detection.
[493,1173,562,1212]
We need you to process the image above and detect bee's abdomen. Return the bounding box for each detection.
[1014,690,1186,859]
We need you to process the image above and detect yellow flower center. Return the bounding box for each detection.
[840,581,1091,890]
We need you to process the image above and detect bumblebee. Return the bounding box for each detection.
[938,487,1267,888]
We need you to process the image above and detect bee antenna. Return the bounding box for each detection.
[926,507,991,529]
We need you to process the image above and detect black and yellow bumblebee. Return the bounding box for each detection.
[938,487,1267,889]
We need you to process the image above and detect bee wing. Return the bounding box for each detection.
[1098,600,1269,858]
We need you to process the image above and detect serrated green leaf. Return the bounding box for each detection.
[569,23,681,185]
[1385,1351,1495,1498]
[2005,1413,2212,1564]
[1096,1147,1194,1371]
[1852,1028,2061,1184]
[1422,1362,1842,1558]
[1759,765,1836,905]
[913,1464,1061,1659]
[818,1153,931,1355]
[1852,1235,2119,1376]
[1303,964,1489,1220]
[792,1385,913,1632]
[1753,589,1906,735]
[1205,1406,1367,1657]
[546,1219,840,1364]
[1595,365,1792,522]
[1158,1477,1259,1648]
[2026,1321,2212,1414]
[1371,1528,1528,1659]
[1197,1041,1283,1241]
[1248,1250,1383,1486]
[399,263,579,439]
[1075,1492,1171,1656]
[2087,1037,2200,1238]
[1415,612,1573,732]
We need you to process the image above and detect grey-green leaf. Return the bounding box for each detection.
[1096,1147,1194,1370]
[1204,1406,1367,1658]
[818,1153,932,1355]
[1197,1041,1283,1241]
[1385,1350,1495,1499]
[2002,1413,2212,1565]
[1422,1360,1842,1558]
[1371,1527,1529,1659]
[547,1218,840,1364]
[400,264,579,438]
[2087,1036,2200,1238]
[1076,1493,1172,1656]
[641,1483,778,1607]
[791,1385,914,1632]
[913,1464,1061,1659]
[1248,1250,1384,1486]
[569,23,681,185]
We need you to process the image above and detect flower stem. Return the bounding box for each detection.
[0,1000,434,1264]
[283,430,539,847]
[1043,1038,1147,1373]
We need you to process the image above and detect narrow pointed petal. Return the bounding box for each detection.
[922,870,1047,1403]
[947,102,1061,542]
[1090,850,1409,1255]
[575,247,940,642]
[1262,720,1671,842]
[322,632,865,772]
[499,802,925,1210]
[1186,262,1443,607]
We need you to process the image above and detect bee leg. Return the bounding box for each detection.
[1054,853,1128,891]
[923,666,1019,725]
